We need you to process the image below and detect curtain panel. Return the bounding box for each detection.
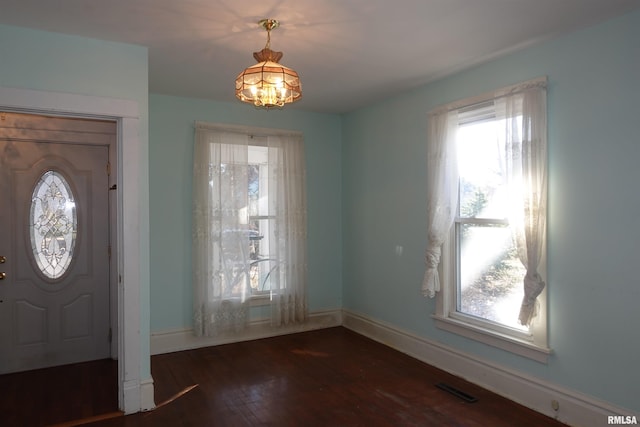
[267,134,308,326]
[500,84,548,326]
[422,109,459,298]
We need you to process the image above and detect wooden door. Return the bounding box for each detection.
[0,113,114,374]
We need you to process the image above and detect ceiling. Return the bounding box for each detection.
[0,0,637,114]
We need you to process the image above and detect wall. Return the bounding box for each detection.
[148,94,343,332]
[341,9,640,414]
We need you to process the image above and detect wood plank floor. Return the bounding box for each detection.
[2,327,567,426]
[0,358,119,426]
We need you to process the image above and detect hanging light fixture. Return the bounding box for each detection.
[235,19,302,108]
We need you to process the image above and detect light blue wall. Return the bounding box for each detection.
[148,95,343,331]
[0,24,151,379]
[342,9,640,412]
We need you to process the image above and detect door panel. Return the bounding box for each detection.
[15,301,46,345]
[0,113,114,374]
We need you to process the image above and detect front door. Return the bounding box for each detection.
[0,113,114,374]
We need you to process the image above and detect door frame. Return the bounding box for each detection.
[0,86,154,414]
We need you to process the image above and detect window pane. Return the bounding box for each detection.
[457,223,527,331]
[250,257,277,292]
[248,145,269,217]
[30,170,77,279]
[248,163,260,217]
[458,120,507,219]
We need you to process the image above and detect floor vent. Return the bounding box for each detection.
[436,382,478,403]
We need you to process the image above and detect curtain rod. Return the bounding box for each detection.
[194,121,303,138]
[429,76,547,116]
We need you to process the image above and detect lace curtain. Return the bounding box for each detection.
[192,123,307,336]
[421,109,459,298]
[267,134,308,326]
[423,78,547,326]
[500,83,548,326]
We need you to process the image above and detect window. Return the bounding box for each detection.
[424,78,550,362]
[193,123,307,337]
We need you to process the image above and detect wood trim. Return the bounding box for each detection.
[432,314,551,363]
[0,86,138,118]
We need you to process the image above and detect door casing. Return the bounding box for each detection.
[0,85,154,414]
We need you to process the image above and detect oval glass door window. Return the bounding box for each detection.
[29,170,78,279]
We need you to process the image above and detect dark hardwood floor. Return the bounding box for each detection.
[2,327,567,426]
[0,358,119,426]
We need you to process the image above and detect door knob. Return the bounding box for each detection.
[0,256,5,264]
[0,272,5,280]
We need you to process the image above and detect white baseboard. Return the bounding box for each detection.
[140,377,156,411]
[150,309,342,355]
[121,379,141,415]
[342,309,634,427]
[121,376,155,414]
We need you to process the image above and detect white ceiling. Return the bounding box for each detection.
[0,0,637,113]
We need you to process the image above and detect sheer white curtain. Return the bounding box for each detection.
[193,123,307,337]
[267,134,308,326]
[193,126,251,336]
[422,108,459,298]
[500,82,548,326]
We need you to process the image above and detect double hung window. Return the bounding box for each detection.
[424,78,550,361]
[455,103,528,332]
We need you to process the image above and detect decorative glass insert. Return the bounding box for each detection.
[29,170,77,279]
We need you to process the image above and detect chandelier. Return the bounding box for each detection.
[235,19,302,108]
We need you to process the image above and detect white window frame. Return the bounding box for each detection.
[431,79,551,363]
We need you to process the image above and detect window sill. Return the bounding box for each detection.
[432,314,552,363]
[249,293,271,307]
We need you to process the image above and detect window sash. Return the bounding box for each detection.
[452,222,531,337]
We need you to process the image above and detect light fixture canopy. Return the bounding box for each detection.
[235,19,302,108]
